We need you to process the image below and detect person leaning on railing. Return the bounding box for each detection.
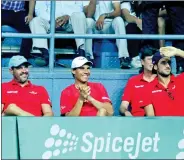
[2,56,53,117]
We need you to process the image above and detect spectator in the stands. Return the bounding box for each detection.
[121,1,142,69]
[143,46,184,116]
[83,0,130,69]
[29,1,88,66]
[119,47,157,116]
[1,0,35,59]
[60,56,114,116]
[142,1,184,73]
[2,55,53,116]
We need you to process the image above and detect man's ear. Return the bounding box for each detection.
[71,69,75,75]
[9,68,13,75]
[154,64,157,71]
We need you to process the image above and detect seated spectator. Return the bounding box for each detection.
[119,47,157,116]
[142,47,184,116]
[1,0,35,59]
[29,1,88,66]
[83,0,130,69]
[121,1,142,68]
[60,56,114,116]
[2,55,53,116]
[142,1,184,73]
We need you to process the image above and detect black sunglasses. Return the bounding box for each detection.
[160,60,171,66]
[165,88,174,100]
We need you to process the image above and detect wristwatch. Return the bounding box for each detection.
[103,13,110,18]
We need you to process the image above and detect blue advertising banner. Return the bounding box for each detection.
[16,117,184,159]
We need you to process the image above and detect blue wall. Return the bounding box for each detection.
[2,68,138,116]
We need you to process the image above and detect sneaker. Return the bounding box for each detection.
[131,56,142,68]
[77,48,86,57]
[120,57,131,69]
[33,47,49,66]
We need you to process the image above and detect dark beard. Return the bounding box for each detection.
[158,72,171,78]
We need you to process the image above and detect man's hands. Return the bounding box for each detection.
[25,14,33,24]
[96,14,106,30]
[78,86,91,102]
[56,15,70,28]
[160,46,180,57]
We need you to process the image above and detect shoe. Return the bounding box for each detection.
[120,57,131,69]
[77,48,86,57]
[131,56,142,68]
[33,47,49,66]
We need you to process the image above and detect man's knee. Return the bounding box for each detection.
[29,17,43,27]
[71,12,86,20]
[86,18,95,28]
[113,16,125,27]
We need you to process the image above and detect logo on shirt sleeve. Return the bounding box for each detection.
[102,97,111,101]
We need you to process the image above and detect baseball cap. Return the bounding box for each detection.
[71,56,93,69]
[152,51,170,65]
[9,55,31,69]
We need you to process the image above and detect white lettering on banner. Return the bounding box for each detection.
[81,132,160,159]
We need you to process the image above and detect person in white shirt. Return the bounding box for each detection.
[121,1,142,69]
[29,1,88,66]
[83,0,130,69]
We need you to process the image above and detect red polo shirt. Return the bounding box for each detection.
[122,73,156,116]
[2,80,51,116]
[60,82,111,116]
[143,73,184,116]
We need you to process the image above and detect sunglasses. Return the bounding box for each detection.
[165,88,174,100]
[160,60,171,66]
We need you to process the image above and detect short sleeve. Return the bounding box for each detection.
[39,86,52,106]
[60,89,74,114]
[98,83,111,103]
[122,79,133,102]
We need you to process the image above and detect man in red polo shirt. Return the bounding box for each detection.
[2,55,53,116]
[60,56,113,116]
[119,47,157,116]
[144,47,184,116]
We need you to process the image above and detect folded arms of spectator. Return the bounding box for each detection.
[4,104,34,116]
[144,104,155,116]
[119,101,133,116]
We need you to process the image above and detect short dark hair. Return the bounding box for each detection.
[140,45,158,60]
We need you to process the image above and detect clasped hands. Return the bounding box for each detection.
[77,85,91,102]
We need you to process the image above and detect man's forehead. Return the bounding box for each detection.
[159,57,170,63]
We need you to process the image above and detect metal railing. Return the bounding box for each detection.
[2,1,184,72]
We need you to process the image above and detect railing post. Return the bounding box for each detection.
[49,1,56,72]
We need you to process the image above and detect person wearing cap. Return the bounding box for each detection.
[119,47,157,116]
[2,55,53,116]
[60,56,114,116]
[142,49,184,116]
